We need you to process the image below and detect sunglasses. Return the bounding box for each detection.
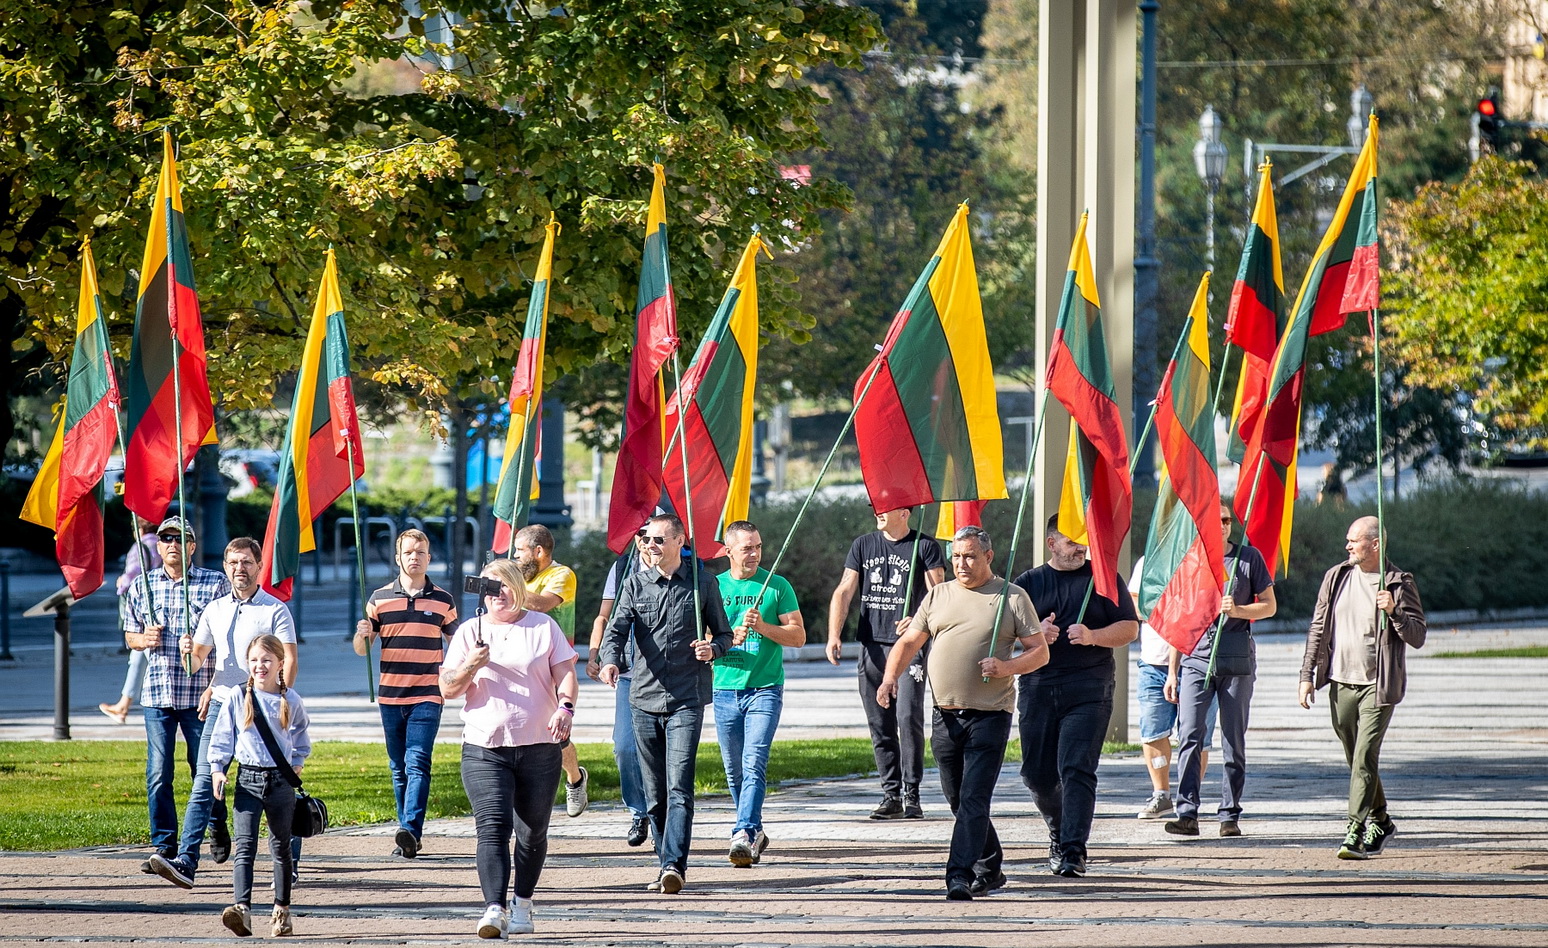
[640,535,673,546]
[1220,518,1233,525]
[157,533,186,543]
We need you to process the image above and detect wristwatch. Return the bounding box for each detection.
[560,700,575,712]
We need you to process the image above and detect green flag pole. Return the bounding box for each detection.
[980,387,1052,681]
[1371,304,1389,637]
[345,435,374,702]
[666,349,706,642]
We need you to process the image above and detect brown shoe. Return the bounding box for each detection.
[1219,820,1242,838]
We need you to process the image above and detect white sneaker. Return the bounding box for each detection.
[477,904,508,939]
[729,831,754,868]
[1137,790,1174,820]
[506,898,534,935]
[565,766,590,817]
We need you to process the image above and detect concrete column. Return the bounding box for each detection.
[1037,0,1136,743]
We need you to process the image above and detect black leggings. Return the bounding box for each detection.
[232,766,295,907]
[460,743,563,905]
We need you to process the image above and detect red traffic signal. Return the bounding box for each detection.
[1477,97,1497,117]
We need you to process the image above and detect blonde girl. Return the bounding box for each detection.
[207,633,312,937]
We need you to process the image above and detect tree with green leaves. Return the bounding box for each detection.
[1386,156,1548,450]
[3,0,881,465]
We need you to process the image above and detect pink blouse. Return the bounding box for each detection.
[443,610,577,749]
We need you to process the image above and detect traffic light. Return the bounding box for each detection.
[1477,92,1501,151]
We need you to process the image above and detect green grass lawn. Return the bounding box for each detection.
[0,737,1136,852]
[1430,646,1548,659]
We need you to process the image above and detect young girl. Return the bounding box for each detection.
[208,633,312,937]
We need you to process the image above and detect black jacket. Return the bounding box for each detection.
[600,558,733,712]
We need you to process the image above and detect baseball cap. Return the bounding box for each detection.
[156,516,196,541]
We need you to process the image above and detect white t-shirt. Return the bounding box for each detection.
[1129,556,1172,666]
[192,589,298,701]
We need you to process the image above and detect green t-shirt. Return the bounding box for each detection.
[714,568,800,690]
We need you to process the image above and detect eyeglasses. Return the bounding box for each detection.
[640,535,673,546]
[157,533,185,543]
[1220,518,1233,525]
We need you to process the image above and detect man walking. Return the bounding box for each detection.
[599,514,733,894]
[878,526,1047,900]
[354,528,459,860]
[1013,515,1138,877]
[148,537,299,889]
[827,505,945,820]
[586,529,652,848]
[1299,515,1427,859]
[1164,504,1276,838]
[513,523,589,817]
[713,521,805,868]
[123,517,230,873]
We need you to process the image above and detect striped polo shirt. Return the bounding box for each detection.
[366,577,459,705]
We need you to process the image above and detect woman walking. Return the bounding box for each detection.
[441,558,579,939]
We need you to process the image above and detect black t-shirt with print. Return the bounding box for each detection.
[843,529,947,645]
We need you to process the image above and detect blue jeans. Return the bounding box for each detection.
[144,706,206,854]
[614,678,646,820]
[175,696,230,870]
[632,704,704,875]
[713,685,783,836]
[380,701,443,839]
[1017,672,1115,861]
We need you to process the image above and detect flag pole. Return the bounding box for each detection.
[1204,456,1266,689]
[1069,296,1201,628]
[504,408,537,560]
[345,435,374,702]
[753,357,891,606]
[1371,304,1389,638]
[164,139,195,678]
[666,350,705,641]
[980,386,1052,680]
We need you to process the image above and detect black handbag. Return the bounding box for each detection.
[250,696,328,838]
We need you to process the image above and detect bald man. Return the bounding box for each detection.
[1299,516,1427,860]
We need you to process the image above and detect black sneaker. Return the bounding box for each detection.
[148,853,194,889]
[1337,819,1367,860]
[1055,855,1086,878]
[969,870,1006,897]
[140,849,174,874]
[210,821,231,865]
[627,816,650,847]
[870,794,905,820]
[1046,841,1062,874]
[1362,819,1396,855]
[902,786,924,820]
[946,881,973,901]
[1164,815,1200,836]
[395,828,419,859]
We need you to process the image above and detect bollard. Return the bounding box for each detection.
[0,561,12,661]
[54,601,71,740]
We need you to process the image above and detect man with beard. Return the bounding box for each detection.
[513,523,587,817]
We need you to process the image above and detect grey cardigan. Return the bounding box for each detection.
[1300,560,1427,706]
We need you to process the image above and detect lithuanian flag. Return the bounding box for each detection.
[1226,162,1286,465]
[492,215,561,553]
[1240,117,1380,574]
[662,233,771,557]
[260,249,364,600]
[1048,212,1132,603]
[21,240,121,599]
[931,500,988,541]
[854,203,1006,514]
[1140,275,1224,654]
[606,164,680,553]
[123,131,217,523]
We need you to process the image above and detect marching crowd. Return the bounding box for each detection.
[114,504,1426,937]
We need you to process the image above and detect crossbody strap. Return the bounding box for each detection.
[249,694,304,791]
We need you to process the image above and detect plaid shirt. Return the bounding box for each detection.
[124,565,230,709]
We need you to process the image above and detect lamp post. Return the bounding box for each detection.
[1348,84,1374,148]
[1194,106,1229,275]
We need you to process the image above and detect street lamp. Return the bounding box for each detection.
[1348,84,1374,148]
[1194,105,1228,272]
